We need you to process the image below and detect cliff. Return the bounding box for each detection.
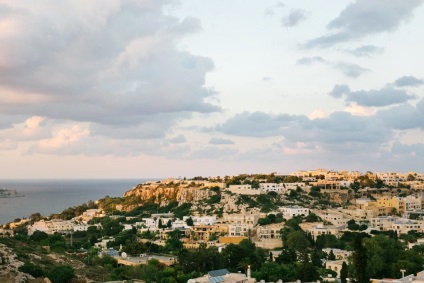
[123,181,217,207]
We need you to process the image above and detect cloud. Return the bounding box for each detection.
[391,141,424,157]
[376,104,424,130]
[169,134,187,144]
[329,84,416,107]
[0,1,219,141]
[209,137,235,145]
[296,56,326,65]
[305,0,424,48]
[334,62,370,78]
[297,57,368,78]
[190,146,237,160]
[329,84,351,98]
[346,87,415,107]
[393,75,424,87]
[282,9,308,27]
[347,45,384,57]
[218,111,307,137]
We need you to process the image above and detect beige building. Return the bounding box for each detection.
[256,223,284,239]
[326,260,348,277]
[300,222,342,239]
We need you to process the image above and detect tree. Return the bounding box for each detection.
[48,265,75,283]
[328,250,336,260]
[347,219,360,230]
[340,261,348,283]
[30,230,49,242]
[19,263,44,278]
[286,230,310,252]
[305,213,320,222]
[352,235,368,283]
[185,217,194,227]
[296,252,320,282]
[276,248,297,264]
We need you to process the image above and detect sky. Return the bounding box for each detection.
[0,0,424,179]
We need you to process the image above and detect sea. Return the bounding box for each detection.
[0,179,153,225]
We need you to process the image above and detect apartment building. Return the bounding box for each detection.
[280,206,309,220]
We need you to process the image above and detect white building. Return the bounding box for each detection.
[228,224,250,237]
[260,183,285,193]
[28,219,74,235]
[370,216,397,231]
[183,215,217,226]
[317,210,350,226]
[280,206,309,219]
[228,184,261,195]
[221,213,260,227]
[391,219,424,235]
[322,248,351,260]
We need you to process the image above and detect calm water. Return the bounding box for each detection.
[0,179,150,225]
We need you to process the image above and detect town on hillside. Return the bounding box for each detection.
[2,168,424,283]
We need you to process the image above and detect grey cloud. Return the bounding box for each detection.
[282,9,307,27]
[0,1,219,140]
[376,104,424,130]
[296,56,326,65]
[284,111,389,145]
[170,134,186,144]
[218,111,307,137]
[334,62,370,78]
[348,45,384,57]
[209,137,234,145]
[393,76,424,87]
[305,0,423,48]
[190,146,237,160]
[391,142,424,157]
[329,84,351,98]
[346,87,415,107]
[417,98,424,115]
[329,83,418,107]
[297,57,368,78]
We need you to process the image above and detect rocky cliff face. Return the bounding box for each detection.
[123,183,216,207]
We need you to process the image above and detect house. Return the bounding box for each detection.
[228,184,261,195]
[326,260,348,277]
[280,206,309,219]
[300,222,342,239]
[189,268,256,283]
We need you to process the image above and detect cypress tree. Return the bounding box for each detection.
[352,235,368,283]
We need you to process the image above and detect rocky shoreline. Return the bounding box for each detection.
[0,189,24,198]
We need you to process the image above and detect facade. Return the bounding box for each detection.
[300,223,342,239]
[256,223,284,239]
[183,215,217,226]
[228,224,250,237]
[228,184,262,195]
[280,206,309,219]
[325,260,348,277]
[28,219,73,235]
[221,213,260,227]
[318,210,350,226]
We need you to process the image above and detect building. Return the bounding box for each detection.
[280,206,309,219]
[189,268,255,283]
[28,219,74,235]
[326,260,348,277]
[221,213,260,227]
[228,184,262,195]
[183,215,217,226]
[322,248,351,260]
[256,223,284,239]
[300,223,342,239]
